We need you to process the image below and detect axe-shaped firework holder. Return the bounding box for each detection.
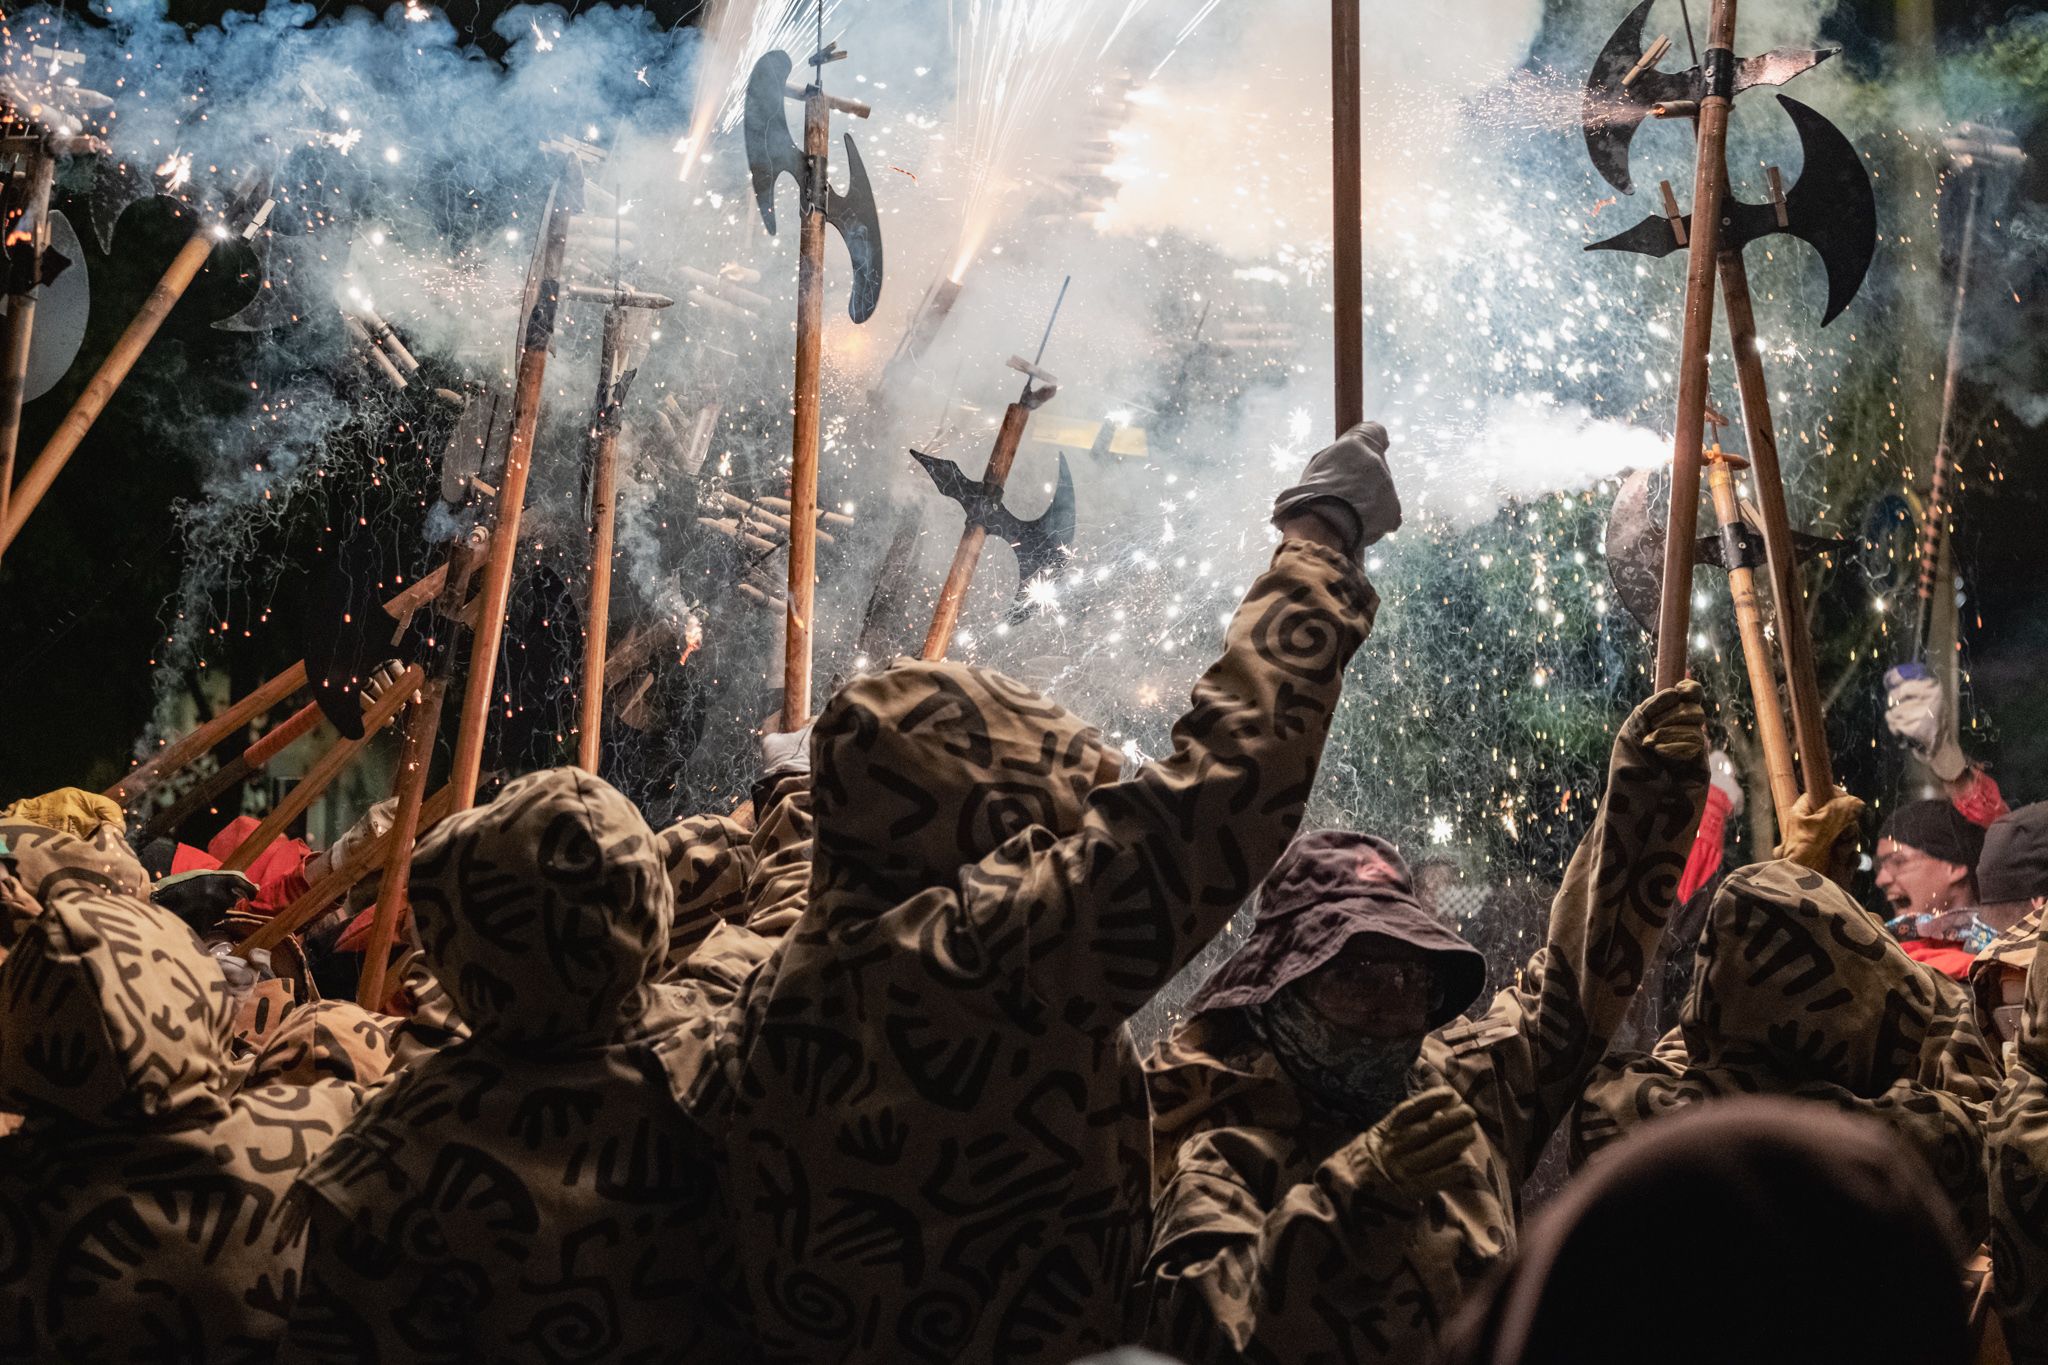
[745,35,885,728]
[1583,0,1877,800]
[576,294,661,773]
[0,193,269,565]
[447,164,581,811]
[913,279,1075,659]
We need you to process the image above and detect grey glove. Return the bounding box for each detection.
[1271,421,1401,561]
[760,721,814,783]
[1347,1085,1480,1201]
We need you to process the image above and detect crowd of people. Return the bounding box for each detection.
[2,422,2045,1364]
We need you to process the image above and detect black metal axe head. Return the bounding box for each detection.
[911,448,1077,617]
[1583,0,1835,196]
[744,48,884,323]
[1605,463,1845,634]
[1586,95,1875,324]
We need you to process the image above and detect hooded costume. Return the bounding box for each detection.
[723,537,1377,1365]
[1442,1098,1971,1365]
[0,881,372,1360]
[1140,686,1707,1365]
[1572,860,2001,1240]
[1986,901,2048,1361]
[279,767,756,1361]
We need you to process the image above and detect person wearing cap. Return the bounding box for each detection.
[1967,804,2048,1062]
[1139,683,1708,1365]
[1878,799,1991,979]
[1983,805,2048,1361]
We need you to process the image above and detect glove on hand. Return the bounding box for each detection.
[1347,1085,1480,1202]
[1272,421,1401,562]
[1884,667,1968,782]
[1774,786,1866,876]
[1622,680,1710,767]
[760,720,815,783]
[1708,748,1745,819]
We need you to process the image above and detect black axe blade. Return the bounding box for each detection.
[1604,464,1846,634]
[911,448,1077,618]
[744,49,885,323]
[1586,96,1875,324]
[1583,0,1836,196]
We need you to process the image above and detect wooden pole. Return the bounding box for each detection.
[447,189,576,811]
[783,87,830,731]
[922,402,1032,660]
[141,699,322,839]
[0,149,55,522]
[217,664,423,873]
[104,661,308,805]
[1911,173,1983,660]
[1718,250,1833,795]
[1654,0,1739,691]
[1704,452,1799,821]
[0,222,216,563]
[577,307,628,772]
[1331,0,1364,433]
[233,781,455,957]
[355,674,446,1009]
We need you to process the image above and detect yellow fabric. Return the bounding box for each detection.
[2,788,124,841]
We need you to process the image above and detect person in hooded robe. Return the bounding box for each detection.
[1982,805,2048,1363]
[1571,860,2002,1242]
[278,765,763,1361]
[1138,683,1709,1365]
[721,423,1397,1365]
[0,834,379,1360]
[1440,1097,1972,1365]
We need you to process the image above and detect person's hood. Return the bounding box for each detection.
[1969,907,2040,1038]
[2,787,126,841]
[0,887,233,1127]
[1186,830,1485,1027]
[1442,1098,1969,1365]
[1681,860,1988,1096]
[0,814,148,902]
[406,766,672,1048]
[809,658,1121,914]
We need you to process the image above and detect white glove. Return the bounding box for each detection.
[760,720,815,782]
[1884,667,1967,781]
[1708,749,1745,818]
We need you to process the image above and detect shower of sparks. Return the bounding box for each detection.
[672,0,842,183]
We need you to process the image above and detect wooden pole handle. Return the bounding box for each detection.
[782,89,832,732]
[105,662,309,805]
[0,223,216,563]
[140,700,324,840]
[0,151,53,525]
[1331,0,1364,433]
[1717,250,1833,797]
[1706,459,1799,823]
[356,675,446,1009]
[448,193,577,811]
[218,665,423,874]
[1654,0,1739,691]
[577,309,627,772]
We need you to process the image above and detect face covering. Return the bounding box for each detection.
[1252,980,1425,1127]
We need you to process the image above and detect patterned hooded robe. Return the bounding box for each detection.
[280,767,757,1361]
[1573,861,2002,1240]
[0,882,372,1360]
[1987,909,2048,1361]
[1140,688,1708,1365]
[724,538,1378,1365]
